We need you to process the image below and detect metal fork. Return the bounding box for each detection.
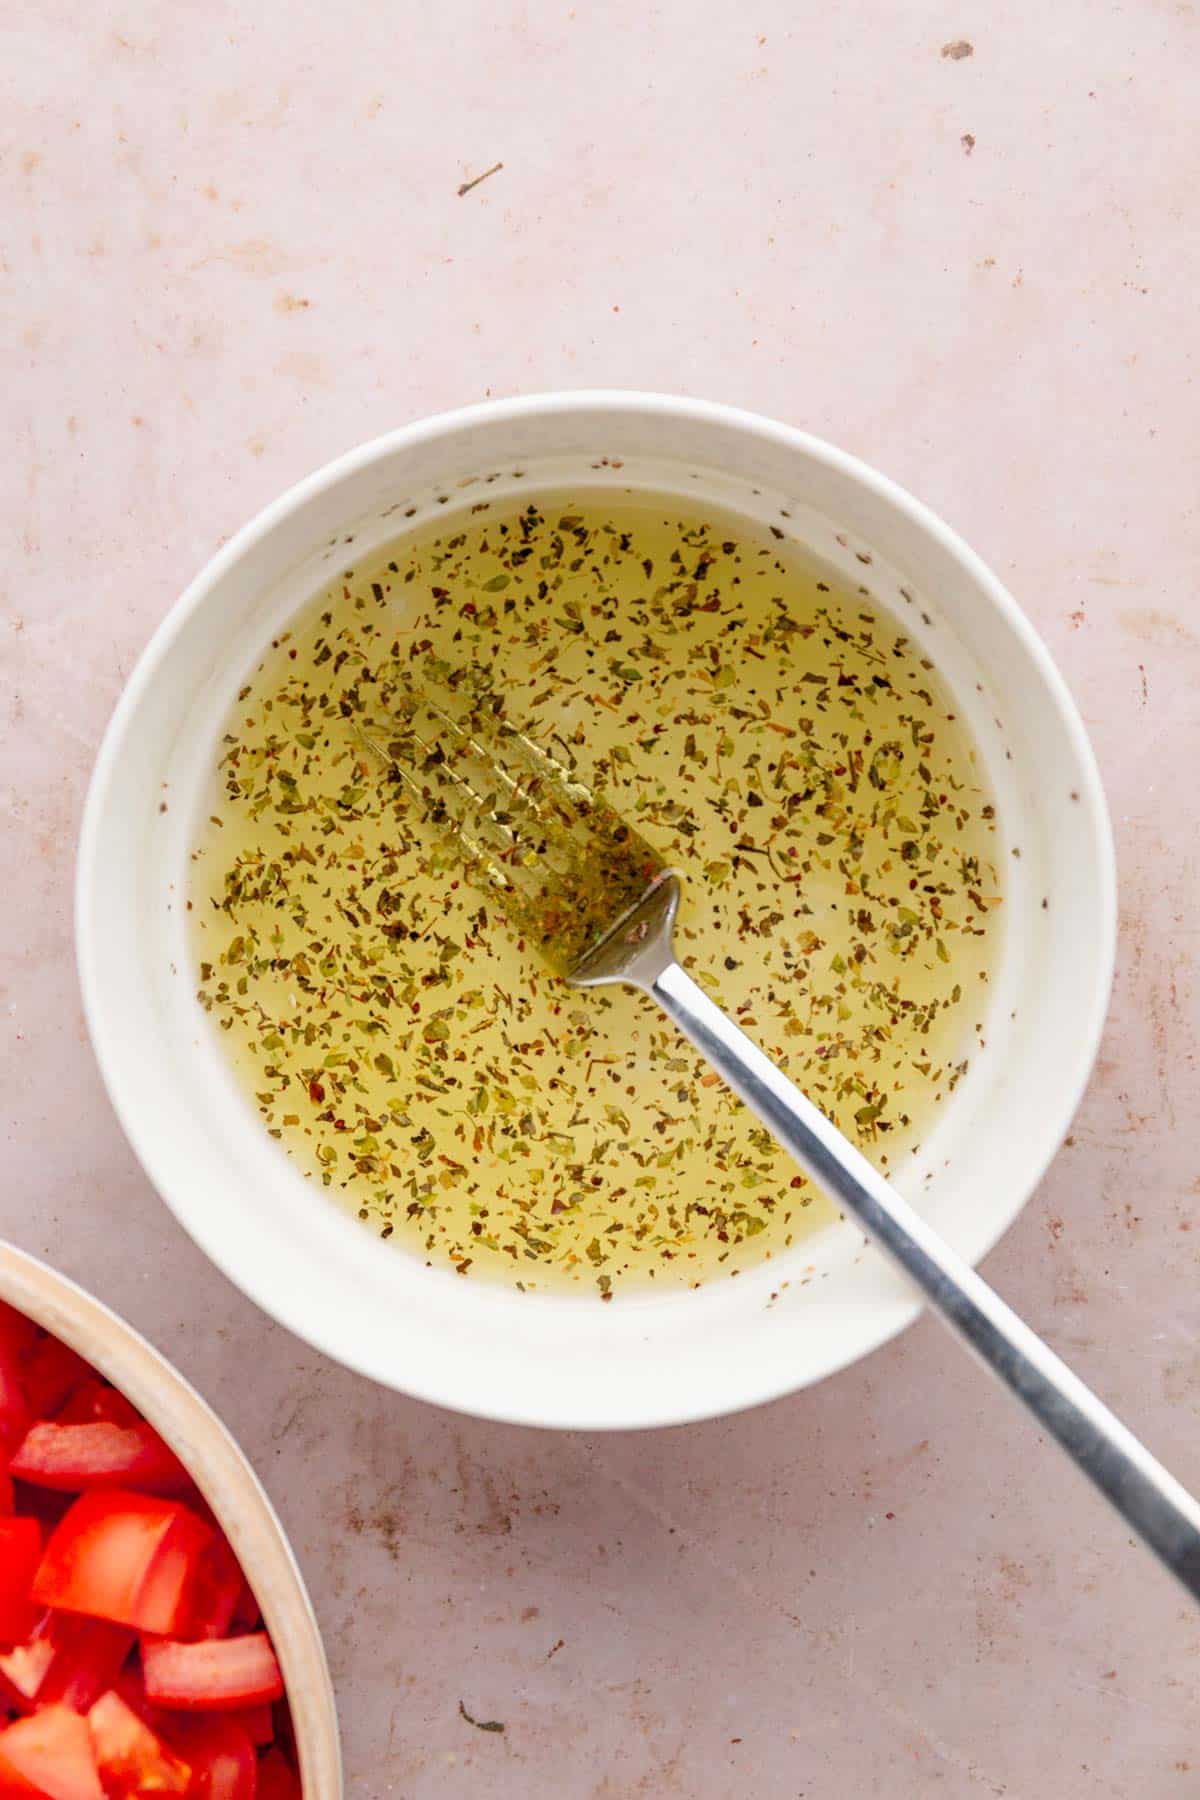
[363,672,1200,1604]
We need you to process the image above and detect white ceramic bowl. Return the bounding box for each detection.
[0,1241,341,1796]
[76,392,1115,1430]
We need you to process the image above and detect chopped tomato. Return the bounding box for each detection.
[0,1310,292,1798]
[0,1703,103,1799]
[256,1749,300,1800]
[10,1487,76,1536]
[142,1636,282,1713]
[0,1305,39,1363]
[161,1719,256,1800]
[18,1342,91,1422]
[54,1386,140,1431]
[180,1538,243,1644]
[0,1521,41,1647]
[34,1492,213,1635]
[230,1581,260,1634]
[0,1613,56,1710]
[87,1690,190,1797]
[35,1619,133,1716]
[0,1614,132,1715]
[10,1422,191,1495]
[224,1706,272,1748]
[0,1349,29,1462]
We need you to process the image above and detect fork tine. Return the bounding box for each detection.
[357,666,668,976]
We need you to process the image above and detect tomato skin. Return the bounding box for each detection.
[33,1493,213,1636]
[142,1636,283,1713]
[160,1719,256,1800]
[0,1522,41,1647]
[86,1690,191,1797]
[9,1423,191,1496]
[0,1702,104,1800]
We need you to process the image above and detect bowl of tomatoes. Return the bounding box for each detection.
[0,1240,340,1797]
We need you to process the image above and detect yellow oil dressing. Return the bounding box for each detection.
[191,496,1001,1296]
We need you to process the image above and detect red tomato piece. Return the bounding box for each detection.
[0,1613,133,1716]
[53,1385,140,1431]
[142,1636,282,1712]
[0,1348,29,1461]
[229,1581,260,1634]
[9,1487,75,1536]
[256,1749,300,1800]
[18,1342,92,1422]
[87,1690,190,1797]
[34,1492,212,1635]
[0,1305,38,1362]
[0,1612,56,1711]
[179,1538,242,1643]
[0,1472,13,1517]
[161,1719,256,1800]
[36,1618,134,1716]
[0,1703,103,1799]
[223,1705,272,1748]
[0,1520,41,1647]
[9,1422,191,1495]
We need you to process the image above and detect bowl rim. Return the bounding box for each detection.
[0,1239,342,1797]
[75,389,1117,1427]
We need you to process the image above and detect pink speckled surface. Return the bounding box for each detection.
[3,2,1199,1793]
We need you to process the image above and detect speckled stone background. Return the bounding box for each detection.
[3,2,1199,1793]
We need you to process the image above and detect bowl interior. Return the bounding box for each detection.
[0,1240,341,1795]
[76,395,1114,1428]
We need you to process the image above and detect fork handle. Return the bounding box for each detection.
[651,958,1200,1602]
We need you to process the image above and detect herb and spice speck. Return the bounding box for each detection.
[190,497,1001,1298]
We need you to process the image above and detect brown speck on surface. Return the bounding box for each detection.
[457,160,503,197]
[941,39,974,59]
[1068,608,1085,627]
[961,132,976,154]
[274,292,311,313]
[459,1701,505,1734]
[546,1638,565,1659]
